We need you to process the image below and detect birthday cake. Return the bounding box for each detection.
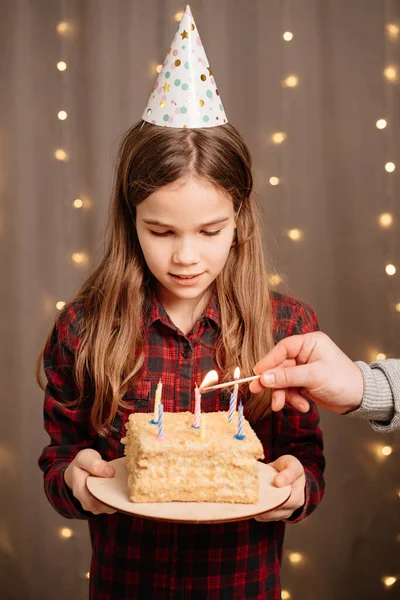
[121,411,264,503]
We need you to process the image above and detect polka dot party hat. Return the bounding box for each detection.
[142,5,227,128]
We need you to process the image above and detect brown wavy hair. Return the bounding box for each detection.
[37,121,274,434]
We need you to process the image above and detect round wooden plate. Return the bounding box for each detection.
[86,457,291,523]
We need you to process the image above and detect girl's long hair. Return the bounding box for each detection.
[37,121,274,434]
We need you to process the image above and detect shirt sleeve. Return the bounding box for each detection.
[38,304,98,520]
[272,301,325,524]
[347,360,400,433]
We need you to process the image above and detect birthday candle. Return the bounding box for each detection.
[151,379,162,424]
[157,402,164,439]
[228,367,240,422]
[193,384,201,428]
[235,401,245,440]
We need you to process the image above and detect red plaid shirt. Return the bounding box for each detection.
[38,291,325,600]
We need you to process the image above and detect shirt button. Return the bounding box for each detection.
[181,348,189,359]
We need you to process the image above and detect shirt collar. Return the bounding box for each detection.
[145,288,221,330]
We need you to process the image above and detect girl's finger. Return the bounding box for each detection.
[75,449,115,478]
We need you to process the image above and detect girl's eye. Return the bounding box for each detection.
[202,230,221,237]
[150,230,173,237]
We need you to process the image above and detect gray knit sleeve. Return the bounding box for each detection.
[347,360,400,432]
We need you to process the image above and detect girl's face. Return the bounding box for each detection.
[136,177,236,307]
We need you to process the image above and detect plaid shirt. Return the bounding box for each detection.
[38,291,325,600]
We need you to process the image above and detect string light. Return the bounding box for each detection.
[86,572,90,579]
[376,118,387,129]
[56,301,65,311]
[385,161,396,173]
[281,591,291,600]
[376,352,387,360]
[71,252,89,266]
[269,176,280,186]
[272,132,287,144]
[288,552,303,565]
[383,576,397,587]
[395,303,400,312]
[73,198,83,209]
[378,212,393,227]
[59,527,73,539]
[282,75,299,88]
[287,228,303,241]
[383,66,398,81]
[57,110,68,120]
[174,11,184,22]
[54,149,69,161]
[381,445,392,456]
[57,61,67,71]
[282,31,293,41]
[385,264,396,276]
[156,64,163,74]
[269,274,282,286]
[385,23,400,38]
[56,21,73,37]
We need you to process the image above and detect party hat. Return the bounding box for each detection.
[142,5,228,128]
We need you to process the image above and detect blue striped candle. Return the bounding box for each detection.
[235,401,245,440]
[157,402,164,439]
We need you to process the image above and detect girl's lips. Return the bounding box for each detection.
[169,273,204,286]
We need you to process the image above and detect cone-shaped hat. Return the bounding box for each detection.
[142,5,228,128]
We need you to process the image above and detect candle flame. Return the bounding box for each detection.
[234,367,240,380]
[200,370,219,389]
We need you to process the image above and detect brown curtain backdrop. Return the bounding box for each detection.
[1,1,399,598]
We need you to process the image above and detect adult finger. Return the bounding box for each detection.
[271,389,286,411]
[259,364,315,390]
[286,389,310,413]
[254,336,306,374]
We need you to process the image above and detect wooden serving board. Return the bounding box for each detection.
[86,457,291,523]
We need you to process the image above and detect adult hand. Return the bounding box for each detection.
[64,448,117,515]
[255,455,305,522]
[249,332,364,415]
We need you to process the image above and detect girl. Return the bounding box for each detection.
[38,120,324,600]
[38,6,324,599]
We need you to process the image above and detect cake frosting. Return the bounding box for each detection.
[121,411,264,503]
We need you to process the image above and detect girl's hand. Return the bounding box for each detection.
[64,448,117,515]
[255,455,305,522]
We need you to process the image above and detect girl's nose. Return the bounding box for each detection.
[172,237,200,265]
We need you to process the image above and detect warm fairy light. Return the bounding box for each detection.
[287,229,303,241]
[86,572,90,579]
[269,176,280,186]
[378,212,393,227]
[385,264,396,276]
[156,64,163,74]
[283,31,294,41]
[385,162,396,173]
[372,443,393,460]
[72,252,89,265]
[59,527,73,539]
[58,110,67,120]
[376,118,387,129]
[386,23,400,38]
[381,445,392,456]
[56,301,65,311]
[272,132,287,144]
[56,21,69,34]
[376,353,387,360]
[281,591,291,600]
[174,11,184,22]
[57,61,67,71]
[269,274,282,286]
[395,303,400,312]
[282,75,299,88]
[383,576,397,587]
[384,66,398,82]
[54,149,69,161]
[288,552,303,565]
[73,198,83,208]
